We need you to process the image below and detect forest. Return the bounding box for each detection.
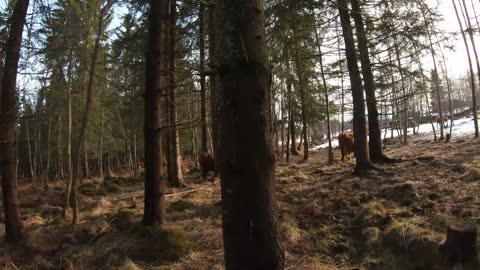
[1,0,480,269]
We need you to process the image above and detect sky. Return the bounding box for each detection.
[434,0,480,77]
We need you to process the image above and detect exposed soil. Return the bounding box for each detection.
[1,133,480,269]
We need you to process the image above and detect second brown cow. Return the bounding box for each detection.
[199,152,216,181]
[338,132,355,161]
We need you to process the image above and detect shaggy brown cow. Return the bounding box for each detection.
[338,132,355,161]
[199,152,216,181]
[435,116,448,128]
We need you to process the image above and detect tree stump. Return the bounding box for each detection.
[445,133,451,143]
[440,222,478,265]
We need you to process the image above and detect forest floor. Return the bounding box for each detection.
[1,131,480,269]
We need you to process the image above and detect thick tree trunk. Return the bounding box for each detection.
[0,0,29,243]
[337,0,372,175]
[351,0,385,163]
[143,0,168,227]
[440,222,478,265]
[216,1,285,269]
[167,0,183,187]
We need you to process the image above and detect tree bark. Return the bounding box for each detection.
[57,115,64,180]
[422,11,445,140]
[99,108,104,179]
[312,10,333,163]
[459,0,480,137]
[350,0,385,163]
[167,0,183,187]
[208,1,217,156]
[216,1,285,268]
[337,0,372,175]
[44,116,51,191]
[199,2,208,153]
[0,0,29,243]
[143,0,168,227]
[71,0,114,225]
[393,38,409,144]
[293,46,308,160]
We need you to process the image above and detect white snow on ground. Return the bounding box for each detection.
[310,117,479,151]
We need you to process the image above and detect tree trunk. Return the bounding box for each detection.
[199,2,208,153]
[71,0,114,225]
[44,116,51,191]
[453,0,478,137]
[459,0,480,137]
[337,0,372,175]
[83,139,89,179]
[350,0,385,163]
[393,38,409,144]
[440,222,478,265]
[208,1,217,156]
[57,115,64,180]
[0,0,29,243]
[216,1,285,269]
[167,0,183,187]
[284,50,297,156]
[99,108,104,179]
[293,42,309,160]
[143,0,168,227]
[26,118,34,180]
[312,11,333,162]
[133,133,138,176]
[423,11,445,140]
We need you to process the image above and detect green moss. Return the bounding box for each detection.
[103,181,121,193]
[78,183,106,196]
[128,225,195,262]
[128,223,156,237]
[168,200,195,212]
[380,182,418,206]
[104,176,144,187]
[46,217,60,225]
[117,208,138,219]
[150,228,195,261]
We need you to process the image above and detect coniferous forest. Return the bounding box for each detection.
[1,0,480,269]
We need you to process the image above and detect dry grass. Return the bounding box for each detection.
[1,134,480,269]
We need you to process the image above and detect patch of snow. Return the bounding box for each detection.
[310,116,479,151]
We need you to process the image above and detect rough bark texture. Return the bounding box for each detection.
[350,0,384,162]
[0,0,29,243]
[143,0,168,227]
[337,0,372,175]
[216,1,285,269]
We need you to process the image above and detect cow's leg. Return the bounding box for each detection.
[340,145,345,161]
